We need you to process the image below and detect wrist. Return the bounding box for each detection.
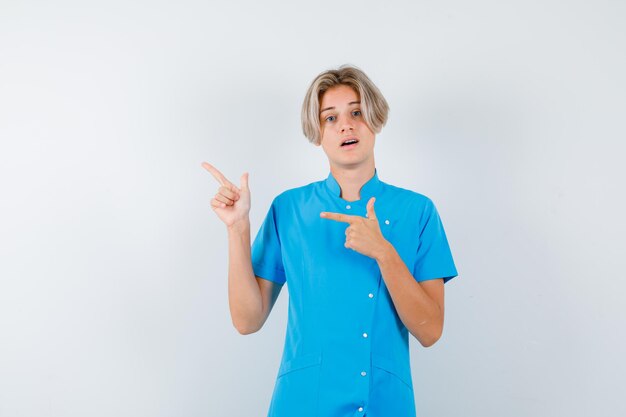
[375,240,396,263]
[227,218,250,235]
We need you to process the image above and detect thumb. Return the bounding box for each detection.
[240,172,249,191]
[366,197,377,220]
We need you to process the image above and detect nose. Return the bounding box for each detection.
[339,116,354,133]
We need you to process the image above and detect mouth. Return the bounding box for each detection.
[340,138,359,148]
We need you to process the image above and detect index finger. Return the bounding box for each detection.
[320,211,357,224]
[201,162,234,187]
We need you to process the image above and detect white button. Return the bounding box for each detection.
[346,204,351,209]
[361,371,367,376]
[362,332,368,338]
[384,219,390,225]
[358,407,364,412]
[368,293,374,298]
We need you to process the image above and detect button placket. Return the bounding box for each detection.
[352,211,377,414]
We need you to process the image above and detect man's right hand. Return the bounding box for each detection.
[201,162,251,228]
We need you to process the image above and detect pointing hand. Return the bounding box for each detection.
[320,197,390,260]
[202,162,251,227]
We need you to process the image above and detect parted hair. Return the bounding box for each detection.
[301,64,389,145]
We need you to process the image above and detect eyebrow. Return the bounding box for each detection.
[320,101,361,114]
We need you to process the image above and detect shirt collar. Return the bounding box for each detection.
[324,168,383,202]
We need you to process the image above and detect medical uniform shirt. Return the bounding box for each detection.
[251,169,458,417]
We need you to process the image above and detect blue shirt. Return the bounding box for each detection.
[251,169,458,417]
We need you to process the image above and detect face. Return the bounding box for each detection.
[317,84,376,169]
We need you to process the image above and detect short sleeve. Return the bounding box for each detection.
[412,198,458,284]
[251,197,287,285]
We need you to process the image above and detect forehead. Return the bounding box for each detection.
[320,84,360,106]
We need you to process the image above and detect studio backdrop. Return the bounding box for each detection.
[0,1,624,416]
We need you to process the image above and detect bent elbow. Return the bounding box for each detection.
[233,319,262,335]
[415,326,443,348]
[420,335,440,348]
[235,324,260,335]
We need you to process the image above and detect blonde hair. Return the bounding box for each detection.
[301,64,389,145]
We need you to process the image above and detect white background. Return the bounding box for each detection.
[1,1,625,416]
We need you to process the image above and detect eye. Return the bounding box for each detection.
[325,115,336,122]
[352,110,362,117]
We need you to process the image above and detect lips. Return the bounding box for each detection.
[340,137,359,147]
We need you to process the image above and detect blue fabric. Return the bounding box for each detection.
[251,169,458,417]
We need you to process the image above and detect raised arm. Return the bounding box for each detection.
[202,162,283,334]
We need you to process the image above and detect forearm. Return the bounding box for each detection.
[375,243,443,347]
[226,219,263,334]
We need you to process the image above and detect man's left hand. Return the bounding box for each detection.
[320,197,390,261]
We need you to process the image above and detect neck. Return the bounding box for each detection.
[329,160,376,202]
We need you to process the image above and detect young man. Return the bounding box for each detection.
[202,64,458,417]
